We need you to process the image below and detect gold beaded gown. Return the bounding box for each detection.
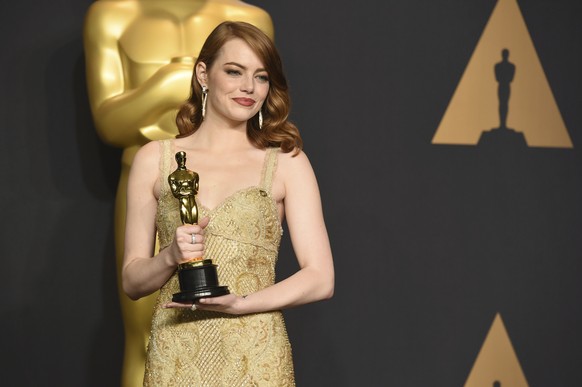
[143,140,295,386]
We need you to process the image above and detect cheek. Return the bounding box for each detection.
[258,85,270,102]
[211,77,235,93]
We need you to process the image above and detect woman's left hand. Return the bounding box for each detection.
[162,293,246,315]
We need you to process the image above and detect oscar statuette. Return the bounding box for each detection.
[169,151,230,302]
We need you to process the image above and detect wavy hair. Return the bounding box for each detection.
[176,21,302,154]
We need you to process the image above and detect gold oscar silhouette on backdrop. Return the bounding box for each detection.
[465,313,529,386]
[83,2,273,385]
[432,0,573,148]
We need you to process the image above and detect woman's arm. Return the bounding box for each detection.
[186,150,334,313]
[121,141,208,300]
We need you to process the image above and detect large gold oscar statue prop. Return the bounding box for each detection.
[83,2,273,385]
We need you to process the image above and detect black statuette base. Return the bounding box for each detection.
[172,260,230,302]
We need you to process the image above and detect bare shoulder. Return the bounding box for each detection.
[129,141,164,198]
[277,149,315,178]
[135,140,161,164]
[275,149,319,199]
[278,149,311,168]
[131,141,162,179]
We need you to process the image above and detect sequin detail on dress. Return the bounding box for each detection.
[144,140,294,386]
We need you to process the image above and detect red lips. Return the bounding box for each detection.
[232,97,256,107]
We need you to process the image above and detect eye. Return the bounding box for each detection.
[256,74,269,83]
[226,69,242,76]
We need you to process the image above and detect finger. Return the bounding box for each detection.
[190,234,205,245]
[198,295,229,305]
[178,224,205,236]
[175,227,197,244]
[198,216,210,228]
[185,244,205,254]
[175,228,206,247]
[179,251,204,263]
[176,240,205,260]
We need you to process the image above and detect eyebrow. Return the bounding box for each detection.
[223,62,267,73]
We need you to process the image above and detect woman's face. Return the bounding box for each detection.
[201,38,269,127]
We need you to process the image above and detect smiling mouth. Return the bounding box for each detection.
[232,98,256,107]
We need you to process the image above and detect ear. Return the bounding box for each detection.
[195,62,208,88]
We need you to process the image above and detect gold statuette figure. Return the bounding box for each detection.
[169,151,199,226]
[168,152,229,302]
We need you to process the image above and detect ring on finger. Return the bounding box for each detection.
[190,303,197,311]
[191,234,197,244]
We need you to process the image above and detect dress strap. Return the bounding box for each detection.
[158,139,174,197]
[260,148,279,192]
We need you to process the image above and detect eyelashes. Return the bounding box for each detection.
[224,68,269,83]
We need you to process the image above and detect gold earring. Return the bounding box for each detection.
[201,86,208,119]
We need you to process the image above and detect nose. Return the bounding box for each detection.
[240,75,254,94]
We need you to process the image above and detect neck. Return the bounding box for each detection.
[192,119,251,152]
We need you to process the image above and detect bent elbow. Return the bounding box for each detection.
[318,275,334,301]
[323,280,334,300]
[122,281,141,301]
[121,266,141,301]
[125,289,141,301]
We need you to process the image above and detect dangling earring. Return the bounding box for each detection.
[258,110,263,130]
[201,86,208,120]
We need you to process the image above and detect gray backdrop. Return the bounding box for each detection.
[1,0,581,386]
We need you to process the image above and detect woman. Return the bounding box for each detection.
[123,21,334,385]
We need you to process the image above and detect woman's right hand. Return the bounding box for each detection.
[168,216,210,266]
